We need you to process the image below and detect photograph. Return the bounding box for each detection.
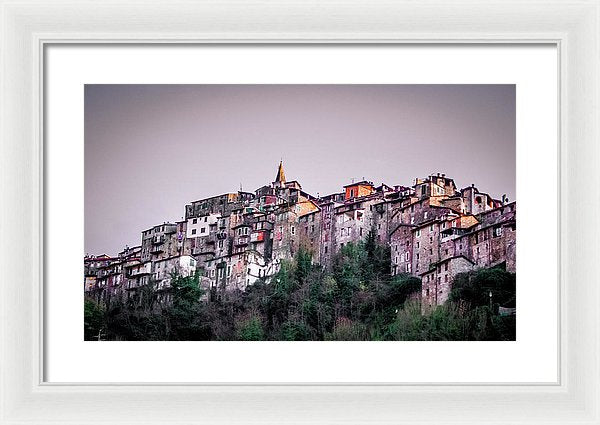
[83,84,516,341]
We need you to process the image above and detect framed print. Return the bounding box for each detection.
[1,1,599,424]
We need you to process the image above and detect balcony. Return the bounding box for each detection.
[128,266,151,277]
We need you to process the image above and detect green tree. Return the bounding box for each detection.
[449,267,516,311]
[164,271,211,340]
[325,317,368,341]
[84,299,105,340]
[235,315,265,341]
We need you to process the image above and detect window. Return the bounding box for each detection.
[291,226,295,235]
[405,252,409,261]
[192,218,197,224]
[416,230,421,237]
[191,229,197,235]
[494,227,503,237]
[350,189,354,198]
[201,228,206,234]
[204,217,208,222]
[324,246,328,254]
[424,211,428,219]
[416,241,420,249]
[429,225,434,232]
[444,263,448,271]
[227,266,231,277]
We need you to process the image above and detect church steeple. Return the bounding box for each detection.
[275,160,286,184]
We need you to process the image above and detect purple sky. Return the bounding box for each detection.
[85,84,515,255]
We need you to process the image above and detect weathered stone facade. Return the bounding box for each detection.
[85,164,516,308]
[421,255,475,310]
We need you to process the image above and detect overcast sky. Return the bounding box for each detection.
[85,84,515,255]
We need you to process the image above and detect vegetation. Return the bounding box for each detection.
[85,230,516,341]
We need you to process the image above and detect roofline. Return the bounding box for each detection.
[343,180,374,188]
[418,255,476,275]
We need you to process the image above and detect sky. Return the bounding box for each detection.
[85,84,515,255]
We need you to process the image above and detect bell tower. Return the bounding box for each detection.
[274,160,286,187]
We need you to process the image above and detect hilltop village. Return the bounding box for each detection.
[85,162,516,310]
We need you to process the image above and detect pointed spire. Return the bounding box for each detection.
[275,160,286,184]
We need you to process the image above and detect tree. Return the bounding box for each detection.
[84,299,105,340]
[235,315,265,341]
[449,267,516,311]
[164,271,211,340]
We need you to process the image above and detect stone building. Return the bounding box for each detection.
[85,163,516,310]
[140,223,178,263]
[420,255,475,310]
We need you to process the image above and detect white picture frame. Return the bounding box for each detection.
[0,1,598,424]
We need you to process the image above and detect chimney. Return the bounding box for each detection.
[471,183,475,188]
[442,173,445,178]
